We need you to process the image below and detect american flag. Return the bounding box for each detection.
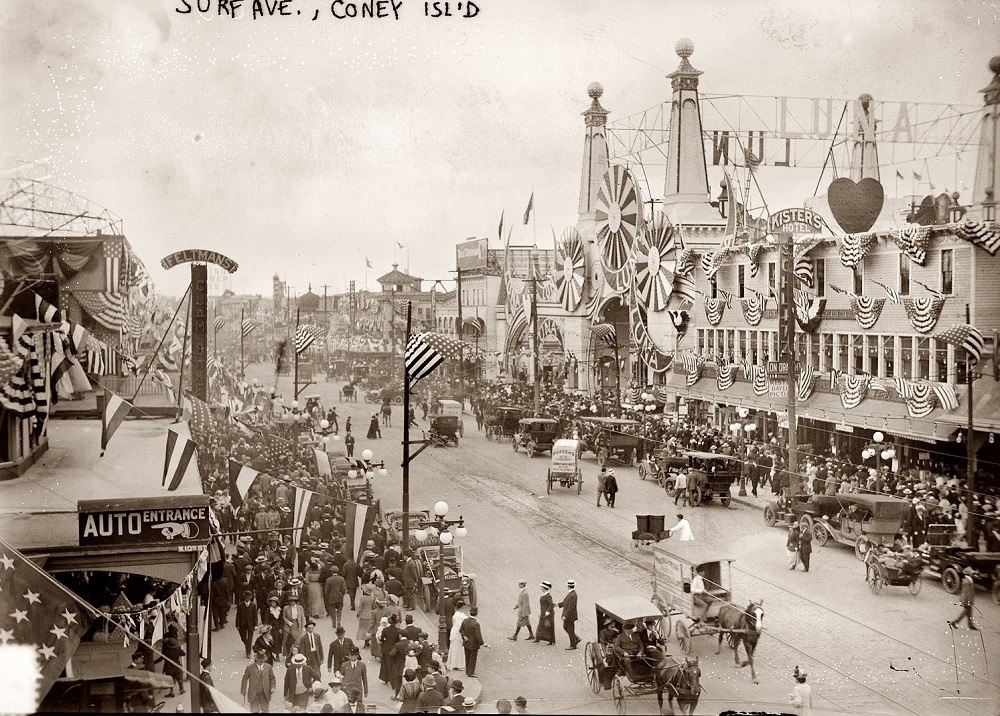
[213,316,226,332]
[403,332,463,382]
[241,319,256,337]
[294,325,319,354]
[103,240,120,294]
[591,323,617,349]
[935,323,985,363]
[873,280,901,305]
[184,393,217,444]
[0,542,91,708]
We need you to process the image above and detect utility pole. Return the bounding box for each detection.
[348,280,356,372]
[321,284,332,369]
[779,231,798,478]
[455,267,465,399]
[965,303,976,546]
[390,286,397,379]
[531,275,540,416]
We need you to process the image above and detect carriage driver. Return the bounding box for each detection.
[611,621,644,670]
[640,618,667,658]
[690,565,711,623]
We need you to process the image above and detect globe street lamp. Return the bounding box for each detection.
[863,431,894,494]
[413,501,468,652]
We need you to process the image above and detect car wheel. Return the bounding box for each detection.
[763,505,777,527]
[942,566,962,594]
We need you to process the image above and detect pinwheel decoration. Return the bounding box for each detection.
[629,292,674,374]
[634,211,676,312]
[595,164,642,293]
[553,227,586,311]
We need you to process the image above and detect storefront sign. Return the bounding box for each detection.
[835,423,854,433]
[456,238,488,271]
[161,249,239,273]
[79,496,212,548]
[767,207,823,235]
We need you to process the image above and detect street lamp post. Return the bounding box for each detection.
[730,407,754,497]
[862,431,896,494]
[413,501,468,653]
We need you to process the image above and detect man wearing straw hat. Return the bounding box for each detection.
[558,579,579,650]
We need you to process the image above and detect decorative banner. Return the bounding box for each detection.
[634,212,676,312]
[553,227,586,311]
[744,243,763,278]
[716,363,737,391]
[935,323,985,363]
[793,290,826,333]
[902,297,945,334]
[955,218,1000,255]
[740,295,766,326]
[700,249,729,282]
[672,274,697,306]
[704,298,726,326]
[675,247,696,277]
[750,365,768,396]
[740,359,752,381]
[930,381,959,411]
[796,364,817,401]
[850,296,885,329]
[903,382,936,417]
[838,231,876,268]
[838,373,871,409]
[892,225,931,265]
[686,357,704,388]
[595,164,642,293]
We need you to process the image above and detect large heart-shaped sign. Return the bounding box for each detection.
[827,177,884,233]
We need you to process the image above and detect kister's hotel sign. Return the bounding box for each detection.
[78,496,212,548]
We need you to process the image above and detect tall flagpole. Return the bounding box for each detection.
[401,301,412,553]
[240,307,246,379]
[294,307,301,401]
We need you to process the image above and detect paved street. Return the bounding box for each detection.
[216,369,999,715]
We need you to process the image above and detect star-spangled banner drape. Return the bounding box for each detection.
[241,319,256,337]
[294,325,319,354]
[0,540,92,708]
[404,332,464,382]
[935,323,985,363]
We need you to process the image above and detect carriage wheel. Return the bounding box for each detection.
[424,584,434,612]
[393,395,403,405]
[585,642,602,694]
[630,539,641,552]
[941,567,961,594]
[466,579,477,608]
[868,566,882,594]
[546,470,553,495]
[720,494,732,507]
[909,576,922,596]
[638,463,647,481]
[676,620,692,654]
[763,505,777,527]
[597,448,608,467]
[527,442,536,458]
[512,438,519,452]
[576,469,582,495]
[855,536,870,561]
[611,675,626,714]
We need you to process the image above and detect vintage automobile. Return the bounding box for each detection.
[578,417,641,466]
[513,417,561,457]
[679,451,739,507]
[547,438,583,494]
[417,543,477,612]
[484,405,522,441]
[765,493,913,560]
[434,399,465,437]
[330,456,375,503]
[429,412,461,447]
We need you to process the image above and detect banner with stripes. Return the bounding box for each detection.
[902,297,945,334]
[228,459,260,508]
[292,487,313,548]
[838,231,876,268]
[935,323,985,363]
[162,429,199,491]
[214,317,226,332]
[892,225,931,265]
[793,290,825,333]
[343,500,378,562]
[873,280,901,305]
[849,296,885,330]
[591,323,618,348]
[404,332,464,383]
[686,358,703,388]
[704,298,726,326]
[796,364,817,401]
[740,295,766,326]
[101,388,133,453]
[743,243,763,278]
[903,382,936,417]
[839,373,871,409]
[672,274,697,306]
[294,325,319,354]
[793,255,814,288]
[930,381,959,411]
[675,248,696,277]
[955,218,1000,255]
[314,448,332,477]
[716,363,737,391]
[241,319,256,337]
[751,365,768,396]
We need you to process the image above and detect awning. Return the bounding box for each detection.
[932,377,1000,433]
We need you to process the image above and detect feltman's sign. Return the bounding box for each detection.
[78,496,212,548]
[161,249,239,273]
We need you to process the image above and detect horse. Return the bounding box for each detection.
[653,653,701,715]
[714,599,763,683]
[341,382,356,402]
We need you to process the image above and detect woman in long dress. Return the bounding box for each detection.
[305,561,326,619]
[356,583,375,647]
[534,582,556,645]
[446,602,468,671]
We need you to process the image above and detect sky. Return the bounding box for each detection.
[1,0,998,298]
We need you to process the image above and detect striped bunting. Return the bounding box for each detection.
[627,385,642,403]
[955,218,1000,255]
[0,333,34,414]
[673,274,697,305]
[839,373,871,409]
[930,381,959,411]
[292,486,313,548]
[34,294,59,322]
[740,359,752,381]
[838,231,876,268]
[751,365,769,396]
[676,248,696,277]
[241,319,257,337]
[873,280,901,305]
[793,255,814,288]
[716,363,738,391]
[704,298,726,326]
[796,364,817,401]
[903,382,936,417]
[214,316,226,332]
[793,290,825,333]
[850,296,885,329]
[686,357,704,388]
[294,324,319,354]
[27,332,47,420]
[902,297,945,334]
[700,250,729,281]
[162,428,198,491]
[740,294,766,326]
[228,459,260,508]
[892,225,931,265]
[404,331,464,382]
[893,376,913,399]
[744,243,763,278]
[935,323,985,363]
[101,388,133,453]
[591,323,618,348]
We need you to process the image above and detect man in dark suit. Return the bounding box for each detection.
[342,557,360,610]
[401,551,422,610]
[558,580,579,650]
[298,621,324,676]
[639,618,666,658]
[401,613,421,641]
[240,650,276,713]
[439,588,455,650]
[336,688,365,713]
[283,653,316,711]
[459,606,485,678]
[236,592,258,658]
[326,626,356,675]
[324,566,348,629]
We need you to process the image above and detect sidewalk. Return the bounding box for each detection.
[729,482,777,512]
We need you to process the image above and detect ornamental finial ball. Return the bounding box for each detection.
[675,38,694,58]
[587,81,603,99]
[990,56,1000,75]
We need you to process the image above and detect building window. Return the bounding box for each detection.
[711,281,718,299]
[738,265,746,298]
[898,254,910,296]
[813,258,825,297]
[852,263,864,295]
[940,249,953,295]
[767,262,776,295]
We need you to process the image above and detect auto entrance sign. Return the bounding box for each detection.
[79,496,211,548]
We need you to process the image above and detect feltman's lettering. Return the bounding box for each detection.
[161,249,239,274]
[331,0,403,19]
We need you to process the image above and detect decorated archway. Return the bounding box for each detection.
[590,295,630,394]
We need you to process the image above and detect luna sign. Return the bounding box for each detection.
[78,497,211,548]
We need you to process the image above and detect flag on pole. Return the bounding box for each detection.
[591,323,617,348]
[294,325,319,354]
[101,388,132,453]
[522,191,534,225]
[213,317,226,332]
[228,459,260,508]
[873,280,901,305]
[935,323,985,363]
[241,319,256,337]
[343,501,378,562]
[292,487,313,548]
[498,210,505,242]
[913,279,944,300]
[403,332,464,382]
[0,540,92,709]
[162,429,198,491]
[365,258,373,269]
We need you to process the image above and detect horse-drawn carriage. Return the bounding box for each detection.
[652,543,763,683]
[512,417,560,457]
[765,493,912,560]
[578,417,641,466]
[484,406,522,441]
[584,596,701,714]
[864,544,926,595]
[547,439,583,494]
[677,451,738,507]
[415,543,477,612]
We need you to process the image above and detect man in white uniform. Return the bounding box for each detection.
[667,513,694,541]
